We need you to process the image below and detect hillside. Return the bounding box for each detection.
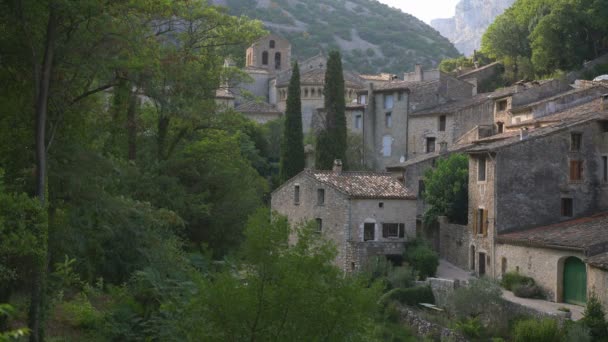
[431,0,515,56]
[214,0,461,74]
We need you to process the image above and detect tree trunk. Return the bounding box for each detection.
[157,114,169,161]
[30,3,57,341]
[127,89,138,161]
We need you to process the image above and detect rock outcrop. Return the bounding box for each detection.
[431,0,515,56]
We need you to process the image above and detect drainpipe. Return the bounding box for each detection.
[489,151,497,280]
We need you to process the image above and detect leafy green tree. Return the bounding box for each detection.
[582,293,608,341]
[423,154,469,225]
[316,51,347,170]
[279,62,305,182]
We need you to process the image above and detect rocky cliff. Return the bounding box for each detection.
[431,0,515,56]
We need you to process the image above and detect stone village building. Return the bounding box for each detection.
[270,160,417,272]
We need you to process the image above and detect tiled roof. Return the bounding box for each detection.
[276,68,364,88]
[386,143,474,170]
[235,101,281,114]
[510,85,607,113]
[587,253,608,270]
[411,93,493,115]
[360,73,397,81]
[507,99,602,129]
[215,88,235,99]
[497,212,608,253]
[457,61,502,79]
[308,170,416,200]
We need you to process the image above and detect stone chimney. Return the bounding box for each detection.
[333,159,343,173]
[601,94,608,111]
[415,64,423,82]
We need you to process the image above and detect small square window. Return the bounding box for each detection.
[561,198,573,217]
[439,115,446,132]
[571,133,582,151]
[385,112,392,128]
[317,188,325,205]
[426,137,436,153]
[478,156,487,181]
[378,202,384,208]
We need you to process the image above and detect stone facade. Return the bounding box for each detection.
[270,168,416,272]
[245,34,291,74]
[438,218,471,270]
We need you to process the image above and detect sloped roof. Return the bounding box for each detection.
[235,101,281,114]
[587,253,608,270]
[497,212,608,253]
[276,68,364,88]
[215,88,235,99]
[411,93,492,116]
[386,143,474,170]
[510,84,608,114]
[308,170,415,200]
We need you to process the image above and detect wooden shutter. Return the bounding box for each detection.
[482,210,488,237]
[472,209,478,234]
[399,224,405,238]
[382,223,388,238]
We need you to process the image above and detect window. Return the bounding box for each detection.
[603,156,608,182]
[478,156,486,181]
[304,88,308,97]
[359,94,367,105]
[384,94,394,109]
[262,51,268,65]
[378,202,384,208]
[354,114,362,129]
[382,223,405,238]
[317,188,325,205]
[497,99,507,112]
[294,185,300,204]
[418,180,425,198]
[569,160,583,181]
[274,52,281,70]
[497,122,504,134]
[426,137,436,153]
[364,223,375,241]
[269,40,275,48]
[472,208,488,236]
[385,112,392,128]
[571,133,582,151]
[439,115,446,132]
[398,92,403,101]
[311,88,315,97]
[561,198,573,217]
[382,135,392,157]
[315,218,323,233]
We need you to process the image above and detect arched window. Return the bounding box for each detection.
[275,52,282,70]
[262,51,268,65]
[269,40,275,48]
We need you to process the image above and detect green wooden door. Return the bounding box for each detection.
[564,257,586,305]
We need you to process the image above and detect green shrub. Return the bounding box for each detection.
[512,318,560,342]
[582,293,608,341]
[450,278,504,320]
[379,286,435,307]
[513,283,543,299]
[387,266,415,289]
[501,271,535,291]
[59,294,103,329]
[405,240,439,280]
[455,317,483,339]
[564,322,591,342]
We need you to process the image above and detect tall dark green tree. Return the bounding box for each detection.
[316,51,347,170]
[279,62,305,182]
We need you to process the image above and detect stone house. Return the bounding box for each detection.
[458,99,608,307]
[270,160,417,272]
[235,100,282,124]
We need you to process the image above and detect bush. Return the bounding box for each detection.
[450,278,504,320]
[455,317,483,339]
[379,286,435,307]
[513,283,543,299]
[511,318,560,342]
[405,240,439,280]
[582,293,608,341]
[58,294,103,329]
[387,266,415,289]
[501,271,535,291]
[564,322,591,342]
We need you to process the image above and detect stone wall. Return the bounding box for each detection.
[438,217,472,271]
[407,114,454,158]
[397,306,467,342]
[403,158,434,219]
[587,265,608,312]
[511,79,570,108]
[453,100,494,139]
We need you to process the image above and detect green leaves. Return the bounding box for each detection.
[280,62,305,183]
[423,153,469,225]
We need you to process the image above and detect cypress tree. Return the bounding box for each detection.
[316,50,346,170]
[279,62,305,182]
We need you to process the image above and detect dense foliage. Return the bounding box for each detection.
[279,62,305,182]
[481,0,608,80]
[422,154,469,225]
[316,51,347,170]
[222,0,460,74]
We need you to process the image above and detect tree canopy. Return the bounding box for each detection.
[279,62,305,182]
[422,154,469,225]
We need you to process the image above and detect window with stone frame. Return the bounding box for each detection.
[569,160,583,181]
[262,51,268,65]
[317,188,325,206]
[426,137,436,153]
[315,218,323,233]
[354,114,362,129]
[294,185,300,205]
[439,115,446,132]
[571,133,582,151]
[364,223,375,241]
[382,223,405,238]
[478,156,487,182]
[471,208,488,236]
[497,99,507,112]
[561,198,573,217]
[384,94,394,109]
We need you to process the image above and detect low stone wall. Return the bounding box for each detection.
[397,306,467,342]
[438,217,471,270]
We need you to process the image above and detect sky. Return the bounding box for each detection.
[376,0,461,24]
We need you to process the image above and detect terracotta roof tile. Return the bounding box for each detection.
[308,170,415,200]
[497,212,608,253]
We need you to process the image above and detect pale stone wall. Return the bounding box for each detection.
[403,158,434,218]
[236,71,271,105]
[588,266,608,312]
[245,34,291,73]
[438,217,471,270]
[495,243,586,302]
[452,101,494,139]
[408,114,454,158]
